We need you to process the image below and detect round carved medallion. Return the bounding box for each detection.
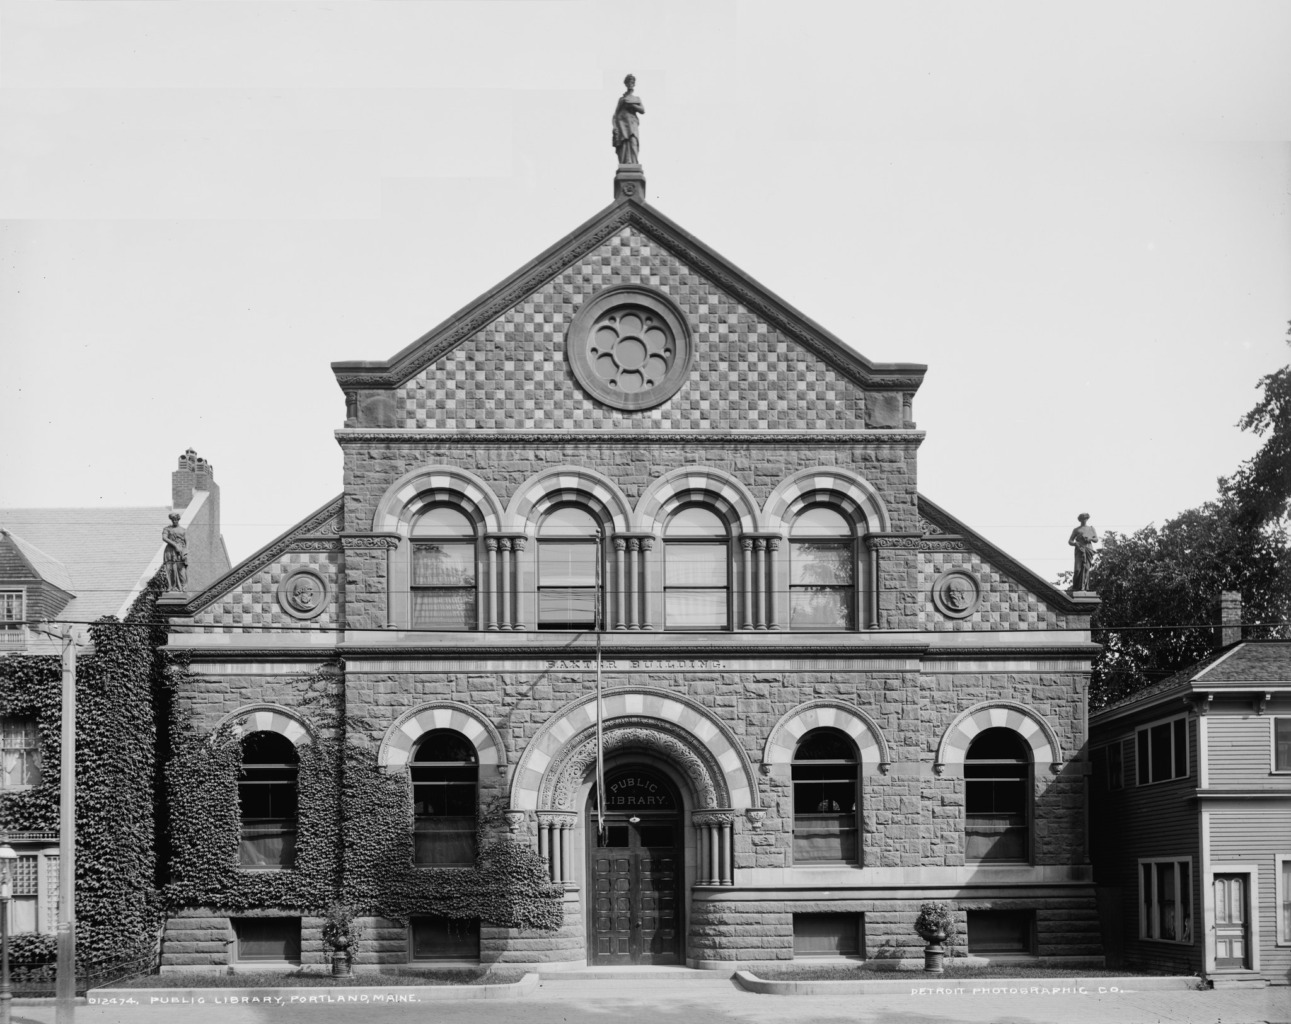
[566,286,693,411]
[931,569,981,619]
[278,568,329,620]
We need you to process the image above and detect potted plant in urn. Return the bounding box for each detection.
[321,902,361,976]
[913,901,955,973]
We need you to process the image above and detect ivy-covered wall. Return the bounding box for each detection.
[162,668,562,935]
[0,574,169,970]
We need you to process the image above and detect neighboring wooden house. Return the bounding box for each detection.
[1089,610,1291,988]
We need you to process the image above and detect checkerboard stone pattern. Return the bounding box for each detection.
[396,226,871,430]
[191,551,341,633]
[918,550,1064,631]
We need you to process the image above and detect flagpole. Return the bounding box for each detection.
[594,530,605,841]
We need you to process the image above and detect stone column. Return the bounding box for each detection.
[486,538,501,631]
[537,812,577,883]
[626,539,640,629]
[385,541,398,629]
[740,538,754,630]
[638,538,654,629]
[498,539,513,629]
[558,818,573,885]
[868,544,879,629]
[613,538,627,630]
[510,536,527,629]
[753,539,767,630]
[719,819,733,884]
[766,537,781,630]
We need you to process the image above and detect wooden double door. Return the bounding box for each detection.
[587,769,682,964]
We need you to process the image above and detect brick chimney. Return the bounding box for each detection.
[1220,591,1242,647]
[172,448,216,509]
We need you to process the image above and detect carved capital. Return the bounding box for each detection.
[486,537,500,553]
[639,537,654,552]
[628,538,641,553]
[536,811,578,829]
[511,536,528,554]
[613,537,627,553]
[741,538,754,553]
[692,810,737,827]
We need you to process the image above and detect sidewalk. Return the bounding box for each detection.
[10,972,1288,1024]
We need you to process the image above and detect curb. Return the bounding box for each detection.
[733,972,1205,996]
[86,971,540,1004]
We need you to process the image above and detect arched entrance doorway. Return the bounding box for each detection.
[586,765,682,965]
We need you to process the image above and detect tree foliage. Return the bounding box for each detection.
[1221,329,1291,531]
[1087,336,1291,709]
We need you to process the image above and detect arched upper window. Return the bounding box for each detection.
[791,728,859,864]
[965,727,1031,863]
[537,505,601,630]
[411,729,478,867]
[664,505,730,630]
[789,505,856,631]
[238,731,299,869]
[410,505,477,630]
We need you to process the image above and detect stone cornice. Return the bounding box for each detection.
[335,429,926,446]
[162,496,345,617]
[331,200,926,395]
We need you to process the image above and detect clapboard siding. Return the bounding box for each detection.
[1208,806,1291,983]
[1089,717,1203,974]
[1207,714,1282,784]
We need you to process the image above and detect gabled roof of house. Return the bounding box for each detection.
[0,506,171,621]
[331,193,928,395]
[1090,640,1291,725]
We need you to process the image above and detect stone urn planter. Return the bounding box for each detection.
[913,902,955,974]
[322,902,360,978]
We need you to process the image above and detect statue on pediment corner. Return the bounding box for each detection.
[612,74,644,165]
[1068,513,1097,592]
[162,512,188,592]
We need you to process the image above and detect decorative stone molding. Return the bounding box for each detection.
[931,569,981,619]
[335,430,927,446]
[763,468,892,534]
[744,809,766,830]
[636,466,762,534]
[340,533,401,550]
[566,285,694,411]
[277,568,330,620]
[863,533,924,550]
[218,704,314,747]
[503,811,527,835]
[935,701,1063,775]
[762,700,892,771]
[506,465,633,534]
[291,539,344,553]
[692,811,737,826]
[377,701,506,772]
[510,687,759,813]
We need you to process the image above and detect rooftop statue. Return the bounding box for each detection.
[1068,513,1097,592]
[612,74,644,165]
[162,512,189,593]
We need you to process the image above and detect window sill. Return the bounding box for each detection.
[1138,937,1193,946]
[237,866,295,872]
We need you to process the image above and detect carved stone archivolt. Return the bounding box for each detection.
[541,719,726,812]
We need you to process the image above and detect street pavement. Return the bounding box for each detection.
[9,975,1289,1024]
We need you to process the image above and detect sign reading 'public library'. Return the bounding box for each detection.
[603,772,677,810]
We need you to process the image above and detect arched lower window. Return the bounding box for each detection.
[238,731,299,869]
[411,729,478,867]
[411,505,477,630]
[965,727,1031,862]
[664,505,730,630]
[789,505,856,630]
[792,728,859,864]
[538,505,601,630]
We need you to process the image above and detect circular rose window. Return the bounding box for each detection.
[566,286,693,411]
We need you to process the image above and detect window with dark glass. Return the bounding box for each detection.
[538,505,601,629]
[1273,718,1291,772]
[411,915,481,961]
[0,592,25,649]
[789,505,855,630]
[411,730,478,867]
[664,505,729,630]
[965,728,1030,863]
[967,910,1035,954]
[792,729,859,864]
[0,717,40,789]
[232,917,302,962]
[792,913,863,957]
[410,506,477,630]
[1140,858,1193,943]
[238,731,299,869]
[1135,716,1188,785]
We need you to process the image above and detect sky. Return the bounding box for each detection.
[2,0,1290,586]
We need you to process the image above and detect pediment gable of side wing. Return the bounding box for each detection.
[332,199,927,432]
[167,496,344,630]
[917,495,1096,631]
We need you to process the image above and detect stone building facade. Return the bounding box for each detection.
[158,179,1102,970]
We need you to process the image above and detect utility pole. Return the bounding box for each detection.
[32,624,76,1024]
